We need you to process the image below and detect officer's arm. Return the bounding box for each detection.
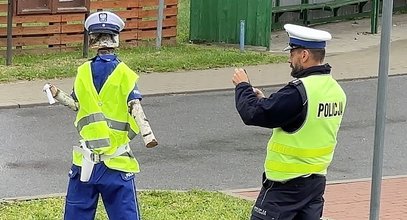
[235,82,303,129]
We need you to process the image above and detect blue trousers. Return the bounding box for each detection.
[64,163,141,220]
[251,173,326,220]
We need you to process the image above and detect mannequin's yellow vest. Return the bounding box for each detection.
[73,61,140,173]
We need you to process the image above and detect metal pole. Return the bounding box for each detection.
[6,0,13,66]
[156,0,165,50]
[369,1,393,220]
[371,0,379,34]
[83,13,89,58]
[239,20,245,52]
[268,0,273,51]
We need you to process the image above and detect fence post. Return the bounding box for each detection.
[83,12,89,58]
[156,0,165,50]
[6,0,13,66]
[240,20,245,52]
[268,0,273,51]
[371,0,380,34]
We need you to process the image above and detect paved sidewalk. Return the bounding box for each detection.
[224,176,407,220]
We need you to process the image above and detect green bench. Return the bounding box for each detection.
[272,3,325,14]
[324,0,369,16]
[271,1,325,25]
[271,0,369,27]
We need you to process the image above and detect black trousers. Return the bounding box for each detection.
[251,173,326,220]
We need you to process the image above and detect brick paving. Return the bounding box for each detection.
[225,176,407,220]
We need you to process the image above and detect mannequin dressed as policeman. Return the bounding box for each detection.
[233,24,346,219]
[46,11,155,220]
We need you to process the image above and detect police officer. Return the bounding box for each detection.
[232,24,347,220]
[55,11,144,220]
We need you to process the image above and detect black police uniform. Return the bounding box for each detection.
[235,64,332,220]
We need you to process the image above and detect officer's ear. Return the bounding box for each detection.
[300,49,311,63]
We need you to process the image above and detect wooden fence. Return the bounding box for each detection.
[0,0,178,52]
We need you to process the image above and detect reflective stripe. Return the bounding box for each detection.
[76,113,105,132]
[127,129,137,140]
[77,114,137,140]
[269,143,334,158]
[106,119,137,140]
[86,138,110,149]
[265,161,329,173]
[106,119,128,131]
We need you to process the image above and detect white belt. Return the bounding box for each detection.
[73,142,131,163]
[73,141,131,182]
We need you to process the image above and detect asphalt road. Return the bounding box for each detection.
[0,75,406,199]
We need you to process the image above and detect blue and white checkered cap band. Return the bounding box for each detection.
[88,23,121,34]
[289,38,326,49]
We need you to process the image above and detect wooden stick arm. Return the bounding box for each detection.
[54,88,79,111]
[43,84,79,111]
[128,99,158,148]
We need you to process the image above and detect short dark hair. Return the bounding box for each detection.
[307,48,326,62]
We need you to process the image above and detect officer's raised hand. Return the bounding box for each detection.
[252,88,265,99]
[232,68,250,86]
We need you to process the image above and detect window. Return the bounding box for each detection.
[53,0,89,14]
[16,0,90,15]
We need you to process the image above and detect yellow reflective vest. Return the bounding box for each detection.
[73,61,141,173]
[265,75,346,181]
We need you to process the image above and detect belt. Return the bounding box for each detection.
[262,173,325,188]
[73,141,131,182]
[73,142,130,163]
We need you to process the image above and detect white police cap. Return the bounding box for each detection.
[84,11,125,35]
[283,24,332,51]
